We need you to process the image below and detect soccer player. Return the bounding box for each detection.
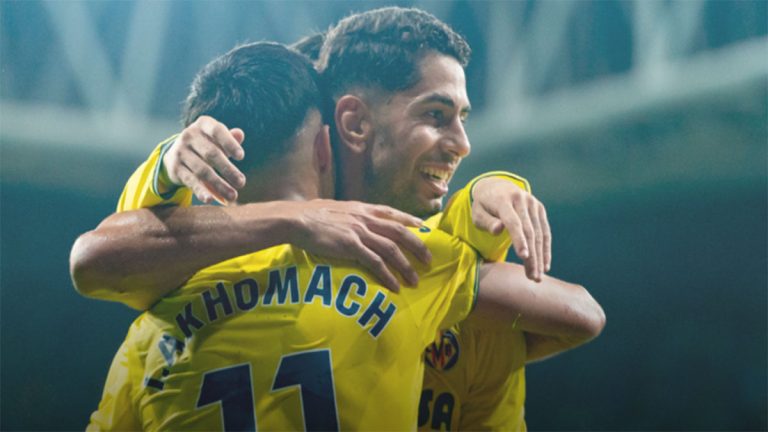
[74,7,603,431]
[86,40,603,431]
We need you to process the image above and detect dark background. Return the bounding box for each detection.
[2,1,766,430]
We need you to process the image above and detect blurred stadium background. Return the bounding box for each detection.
[1,0,766,430]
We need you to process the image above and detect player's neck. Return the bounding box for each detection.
[335,146,366,201]
[237,161,324,203]
[238,177,320,203]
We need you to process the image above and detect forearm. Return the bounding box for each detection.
[70,202,300,310]
[474,262,605,361]
[523,332,594,363]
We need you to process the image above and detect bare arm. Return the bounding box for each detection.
[474,262,605,363]
[73,115,430,310]
[70,200,430,310]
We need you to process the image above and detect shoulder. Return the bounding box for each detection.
[412,224,475,265]
[182,245,295,287]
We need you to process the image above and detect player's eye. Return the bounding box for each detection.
[427,110,445,123]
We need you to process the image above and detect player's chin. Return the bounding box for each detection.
[416,194,444,217]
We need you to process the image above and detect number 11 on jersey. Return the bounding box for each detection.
[197,349,339,431]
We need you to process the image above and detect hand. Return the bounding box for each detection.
[163,115,247,204]
[471,177,551,282]
[287,200,432,293]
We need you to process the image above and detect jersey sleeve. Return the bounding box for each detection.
[117,135,194,212]
[86,321,147,431]
[404,228,481,347]
[438,171,531,262]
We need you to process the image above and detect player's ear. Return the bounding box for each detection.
[335,95,371,154]
[314,124,332,174]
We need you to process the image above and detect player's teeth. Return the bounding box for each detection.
[422,168,449,181]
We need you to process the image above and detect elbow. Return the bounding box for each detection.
[586,299,606,339]
[69,229,129,300]
[70,233,148,310]
[573,284,606,341]
[70,231,99,298]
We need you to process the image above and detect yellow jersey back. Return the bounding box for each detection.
[88,226,479,431]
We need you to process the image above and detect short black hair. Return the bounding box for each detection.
[182,42,322,170]
[291,32,325,62]
[318,7,471,99]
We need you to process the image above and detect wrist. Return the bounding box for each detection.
[282,201,306,246]
[264,201,307,247]
[156,165,176,193]
[230,201,304,250]
[469,171,531,203]
[155,138,181,196]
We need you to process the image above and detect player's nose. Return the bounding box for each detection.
[441,117,471,158]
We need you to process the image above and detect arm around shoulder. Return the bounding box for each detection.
[473,262,605,362]
[70,203,301,310]
[70,200,431,310]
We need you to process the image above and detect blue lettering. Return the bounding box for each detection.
[432,392,454,430]
[304,265,332,307]
[264,267,300,305]
[418,389,455,430]
[202,283,234,322]
[234,278,259,311]
[336,275,366,316]
[358,291,396,337]
[418,389,433,427]
[158,334,185,367]
[175,302,205,338]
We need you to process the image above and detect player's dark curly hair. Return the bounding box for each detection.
[182,42,322,170]
[318,7,471,99]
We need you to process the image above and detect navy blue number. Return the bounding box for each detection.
[197,363,256,431]
[196,351,339,431]
[272,349,339,431]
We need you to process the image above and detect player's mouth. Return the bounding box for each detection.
[419,166,453,196]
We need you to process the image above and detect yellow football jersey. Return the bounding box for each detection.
[417,171,530,431]
[418,317,527,431]
[109,137,532,431]
[88,228,480,431]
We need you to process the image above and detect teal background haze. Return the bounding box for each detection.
[1,1,766,430]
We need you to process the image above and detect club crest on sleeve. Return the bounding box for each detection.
[424,329,459,371]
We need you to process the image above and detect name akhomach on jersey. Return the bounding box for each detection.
[174,264,398,340]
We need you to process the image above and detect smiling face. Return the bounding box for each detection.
[363,53,471,217]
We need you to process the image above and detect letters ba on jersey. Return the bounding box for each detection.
[173,265,397,340]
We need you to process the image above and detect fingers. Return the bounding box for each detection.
[471,204,505,235]
[166,117,247,203]
[503,198,539,282]
[539,203,552,272]
[467,178,554,281]
[351,240,401,293]
[194,142,246,191]
[346,204,425,287]
[229,128,245,146]
[176,149,239,203]
[196,116,245,161]
[300,202,428,293]
[190,119,246,189]
[528,200,544,281]
[367,218,431,265]
[369,204,423,227]
[359,230,419,289]
[174,166,214,203]
[496,200,530,262]
[513,195,541,282]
